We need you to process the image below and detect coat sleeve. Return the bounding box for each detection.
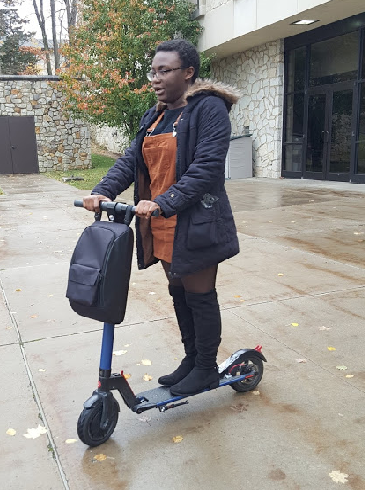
[154,96,231,218]
[91,138,137,200]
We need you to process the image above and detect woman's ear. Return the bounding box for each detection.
[185,66,195,83]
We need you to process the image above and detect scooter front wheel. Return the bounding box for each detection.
[77,397,119,446]
[230,356,263,393]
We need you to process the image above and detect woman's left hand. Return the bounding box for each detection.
[135,200,161,219]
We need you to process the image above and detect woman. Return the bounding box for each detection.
[83,39,240,396]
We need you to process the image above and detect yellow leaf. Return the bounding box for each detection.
[172,435,183,443]
[336,365,347,371]
[252,390,260,396]
[30,315,38,319]
[291,322,299,327]
[124,373,131,380]
[327,346,336,351]
[15,288,21,292]
[143,374,153,381]
[141,359,152,366]
[6,428,16,436]
[23,425,47,439]
[345,374,354,378]
[329,471,349,484]
[277,273,284,276]
[234,295,241,298]
[65,439,78,444]
[93,454,107,462]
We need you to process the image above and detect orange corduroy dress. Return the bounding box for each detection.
[142,111,182,263]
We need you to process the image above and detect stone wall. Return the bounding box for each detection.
[90,124,127,154]
[0,76,91,172]
[212,39,284,178]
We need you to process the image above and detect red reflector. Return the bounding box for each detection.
[254,345,262,353]
[97,381,101,388]
[120,370,124,376]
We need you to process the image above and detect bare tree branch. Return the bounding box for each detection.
[32,0,52,74]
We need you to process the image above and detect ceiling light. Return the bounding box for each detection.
[291,20,319,25]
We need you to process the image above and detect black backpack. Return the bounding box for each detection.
[66,208,134,325]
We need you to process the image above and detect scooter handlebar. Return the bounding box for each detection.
[73,199,159,217]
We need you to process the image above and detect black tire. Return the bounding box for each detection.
[230,356,263,393]
[77,398,119,447]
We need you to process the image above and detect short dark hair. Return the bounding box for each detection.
[156,39,200,83]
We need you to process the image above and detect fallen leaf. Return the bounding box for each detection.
[39,369,46,372]
[277,273,284,276]
[138,417,152,423]
[345,374,354,378]
[291,322,299,327]
[296,359,307,363]
[6,428,16,436]
[124,344,130,347]
[172,435,183,444]
[319,326,331,331]
[141,359,152,366]
[336,365,347,371]
[93,454,107,462]
[15,288,21,292]
[353,231,364,235]
[143,374,153,381]
[30,315,38,319]
[329,470,349,484]
[252,390,260,396]
[124,373,131,380]
[23,425,47,439]
[149,292,156,295]
[328,347,336,351]
[48,294,54,297]
[234,295,241,298]
[113,350,128,356]
[65,439,78,444]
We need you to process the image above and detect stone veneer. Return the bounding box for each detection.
[212,39,284,178]
[0,76,91,172]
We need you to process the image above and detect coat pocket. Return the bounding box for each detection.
[66,264,101,306]
[187,205,218,250]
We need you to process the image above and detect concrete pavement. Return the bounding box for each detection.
[1,174,365,490]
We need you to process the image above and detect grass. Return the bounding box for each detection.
[45,153,116,190]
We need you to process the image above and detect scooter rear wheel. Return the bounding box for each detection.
[77,397,119,447]
[230,356,263,392]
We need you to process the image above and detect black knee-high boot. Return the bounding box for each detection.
[170,289,221,396]
[158,285,197,386]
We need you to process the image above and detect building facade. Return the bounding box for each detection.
[197,0,365,182]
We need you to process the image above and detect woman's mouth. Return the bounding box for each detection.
[154,88,165,97]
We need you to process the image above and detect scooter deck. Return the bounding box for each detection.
[134,373,250,412]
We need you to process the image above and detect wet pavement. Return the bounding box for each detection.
[1,174,365,490]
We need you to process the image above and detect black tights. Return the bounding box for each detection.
[161,261,218,294]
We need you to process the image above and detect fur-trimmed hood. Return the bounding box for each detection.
[157,78,241,112]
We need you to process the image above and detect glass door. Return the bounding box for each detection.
[304,83,355,180]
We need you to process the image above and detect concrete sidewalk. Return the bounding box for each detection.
[1,174,365,490]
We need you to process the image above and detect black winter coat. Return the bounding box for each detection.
[92,79,240,278]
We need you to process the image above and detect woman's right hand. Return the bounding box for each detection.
[83,195,111,212]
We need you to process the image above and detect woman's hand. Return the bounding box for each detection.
[83,195,111,212]
[135,200,161,219]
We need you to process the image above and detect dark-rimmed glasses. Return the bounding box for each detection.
[147,67,182,81]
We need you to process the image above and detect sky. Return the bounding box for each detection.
[2,0,63,38]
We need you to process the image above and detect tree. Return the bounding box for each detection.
[32,0,52,74]
[0,1,39,74]
[58,0,209,143]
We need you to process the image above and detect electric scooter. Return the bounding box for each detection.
[73,200,267,447]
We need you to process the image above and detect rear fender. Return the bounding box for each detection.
[218,347,266,377]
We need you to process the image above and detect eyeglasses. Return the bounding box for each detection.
[147,67,182,81]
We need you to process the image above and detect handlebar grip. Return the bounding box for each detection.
[74,199,160,217]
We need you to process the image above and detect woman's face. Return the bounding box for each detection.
[150,51,194,109]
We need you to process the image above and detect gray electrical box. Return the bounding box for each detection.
[225,136,252,179]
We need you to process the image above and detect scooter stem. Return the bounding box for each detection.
[99,323,115,377]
